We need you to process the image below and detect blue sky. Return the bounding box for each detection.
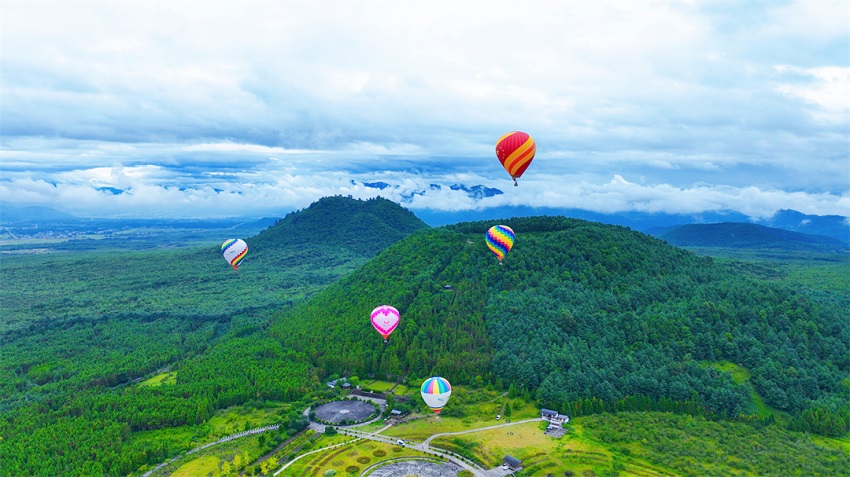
[1,1,848,219]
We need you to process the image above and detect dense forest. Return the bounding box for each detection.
[0,197,847,476]
[0,197,426,477]
[270,215,849,435]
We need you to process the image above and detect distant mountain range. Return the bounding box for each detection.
[1,205,77,222]
[411,205,849,244]
[356,180,504,200]
[2,198,848,245]
[661,222,849,253]
[0,204,277,233]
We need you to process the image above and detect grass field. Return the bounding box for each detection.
[380,415,522,442]
[170,455,219,477]
[206,403,289,438]
[360,379,409,395]
[138,371,177,387]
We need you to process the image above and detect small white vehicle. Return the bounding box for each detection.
[496,414,501,420]
[397,439,405,446]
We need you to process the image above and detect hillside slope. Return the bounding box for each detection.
[662,222,849,252]
[270,216,848,431]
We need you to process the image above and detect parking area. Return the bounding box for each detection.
[313,400,377,424]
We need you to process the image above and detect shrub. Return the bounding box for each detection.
[324,471,337,477]
[392,446,403,453]
[346,466,360,474]
[357,457,370,464]
[372,450,386,457]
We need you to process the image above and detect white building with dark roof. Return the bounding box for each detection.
[541,408,570,428]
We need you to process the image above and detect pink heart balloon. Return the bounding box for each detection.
[370,305,400,342]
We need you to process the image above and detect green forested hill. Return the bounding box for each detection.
[252,195,428,255]
[270,216,849,434]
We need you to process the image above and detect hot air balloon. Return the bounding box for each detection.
[420,376,452,414]
[486,225,515,265]
[495,131,536,186]
[221,238,248,271]
[370,305,400,343]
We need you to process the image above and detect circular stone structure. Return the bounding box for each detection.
[312,400,376,424]
[366,460,458,477]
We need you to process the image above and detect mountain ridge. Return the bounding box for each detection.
[3,201,846,243]
[661,222,850,253]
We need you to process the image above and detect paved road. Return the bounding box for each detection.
[420,418,539,448]
[417,419,538,477]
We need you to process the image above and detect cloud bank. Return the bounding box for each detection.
[1,1,848,219]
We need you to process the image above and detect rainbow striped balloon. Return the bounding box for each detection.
[495,131,536,186]
[221,238,248,270]
[420,376,452,414]
[485,225,515,264]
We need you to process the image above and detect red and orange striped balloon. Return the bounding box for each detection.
[495,131,536,186]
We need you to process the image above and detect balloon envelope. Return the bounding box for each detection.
[486,225,515,263]
[420,376,452,414]
[495,131,536,185]
[370,305,400,342]
[221,238,248,270]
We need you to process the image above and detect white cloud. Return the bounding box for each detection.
[775,66,850,123]
[1,1,848,220]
